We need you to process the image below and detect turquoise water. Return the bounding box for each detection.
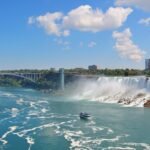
[0,87,150,150]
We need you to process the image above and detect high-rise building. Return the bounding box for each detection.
[88,65,98,71]
[145,59,150,70]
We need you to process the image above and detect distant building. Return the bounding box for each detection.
[88,65,98,71]
[145,59,150,70]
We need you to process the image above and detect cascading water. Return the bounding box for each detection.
[69,76,150,107]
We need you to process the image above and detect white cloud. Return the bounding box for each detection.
[28,16,34,24]
[28,5,132,36]
[54,38,71,50]
[88,41,96,48]
[115,0,150,11]
[55,39,70,46]
[63,5,132,32]
[63,30,70,36]
[113,28,144,62]
[28,12,69,36]
[139,18,150,26]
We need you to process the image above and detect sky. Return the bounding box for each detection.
[0,0,150,70]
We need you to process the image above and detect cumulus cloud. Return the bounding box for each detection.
[28,12,69,36]
[63,5,132,32]
[28,5,132,36]
[115,0,150,11]
[139,18,150,26]
[113,28,144,62]
[88,41,96,48]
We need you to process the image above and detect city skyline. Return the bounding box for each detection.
[0,0,150,70]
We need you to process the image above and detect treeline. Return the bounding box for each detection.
[65,68,148,76]
[0,68,57,74]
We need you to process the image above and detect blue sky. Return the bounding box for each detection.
[0,0,150,70]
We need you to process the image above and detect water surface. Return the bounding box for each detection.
[0,87,150,150]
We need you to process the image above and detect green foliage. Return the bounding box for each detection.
[0,77,21,87]
[144,70,150,77]
[65,68,144,76]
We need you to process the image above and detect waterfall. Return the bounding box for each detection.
[70,76,150,107]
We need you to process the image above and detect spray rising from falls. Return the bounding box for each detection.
[68,76,150,107]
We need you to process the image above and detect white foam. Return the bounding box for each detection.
[123,142,150,150]
[26,136,34,150]
[14,122,66,137]
[38,100,49,104]
[102,146,135,150]
[28,110,39,116]
[16,98,24,105]
[0,126,17,145]
[1,92,16,98]
[91,126,104,133]
[63,130,84,149]
[11,108,19,117]
[107,128,114,134]
[86,120,96,126]
[29,101,37,109]
[62,128,128,150]
[87,123,114,134]
[26,137,34,144]
[41,108,48,113]
[99,135,122,143]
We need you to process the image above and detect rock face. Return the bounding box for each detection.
[144,100,150,108]
[135,93,146,99]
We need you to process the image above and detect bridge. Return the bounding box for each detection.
[0,72,42,83]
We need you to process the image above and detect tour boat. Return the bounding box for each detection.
[79,112,90,119]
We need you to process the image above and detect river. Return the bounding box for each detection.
[0,86,150,150]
